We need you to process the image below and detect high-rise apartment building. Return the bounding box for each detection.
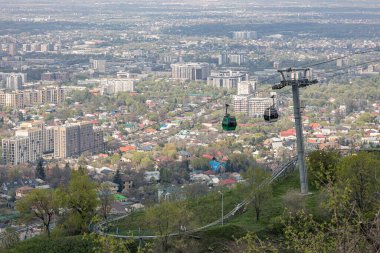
[31,43,41,52]
[233,95,252,115]
[0,91,24,108]
[233,31,257,40]
[91,59,107,73]
[217,53,247,66]
[0,72,27,85]
[6,74,23,90]
[2,121,103,165]
[43,86,65,104]
[8,43,17,56]
[2,121,45,165]
[2,137,30,165]
[100,78,135,94]
[233,90,277,118]
[41,72,69,82]
[40,43,53,52]
[44,126,55,154]
[207,70,249,90]
[248,97,275,118]
[54,124,80,159]
[237,81,256,95]
[171,63,210,81]
[22,44,31,52]
[54,122,103,159]
[228,54,247,65]
[218,53,228,65]
[94,127,104,154]
[15,127,43,162]
[0,86,65,108]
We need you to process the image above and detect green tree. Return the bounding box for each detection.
[283,184,372,253]
[283,155,380,253]
[16,189,59,237]
[111,153,121,165]
[140,156,154,170]
[243,168,272,221]
[0,227,19,250]
[145,200,193,252]
[48,164,62,188]
[337,152,380,214]
[159,167,171,184]
[306,150,341,188]
[283,210,335,253]
[161,143,177,159]
[227,153,257,172]
[131,152,146,166]
[98,183,114,220]
[58,170,99,234]
[78,154,88,167]
[113,169,124,193]
[35,158,46,180]
[235,232,279,253]
[357,112,374,124]
[190,157,210,171]
[84,233,134,253]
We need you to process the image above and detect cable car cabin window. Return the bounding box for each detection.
[229,117,236,127]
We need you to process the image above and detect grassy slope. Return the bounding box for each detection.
[195,171,321,252]
[110,170,321,239]
[4,170,321,253]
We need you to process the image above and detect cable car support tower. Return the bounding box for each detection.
[273,68,318,194]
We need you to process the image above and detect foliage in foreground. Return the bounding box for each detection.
[4,151,380,253]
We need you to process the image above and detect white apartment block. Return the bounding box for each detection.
[100,78,135,95]
[171,63,210,81]
[15,127,43,162]
[0,91,24,108]
[207,70,249,90]
[44,126,55,154]
[0,72,27,90]
[0,86,64,108]
[2,121,104,165]
[2,137,30,165]
[233,95,252,115]
[91,59,106,73]
[233,31,257,40]
[228,54,247,65]
[237,81,256,95]
[2,121,45,165]
[6,74,23,90]
[248,97,275,118]
[233,93,277,118]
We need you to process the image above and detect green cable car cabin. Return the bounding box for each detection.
[222,104,237,131]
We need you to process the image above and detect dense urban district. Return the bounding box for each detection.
[0,0,380,252]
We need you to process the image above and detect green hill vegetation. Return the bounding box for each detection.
[1,150,379,253]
